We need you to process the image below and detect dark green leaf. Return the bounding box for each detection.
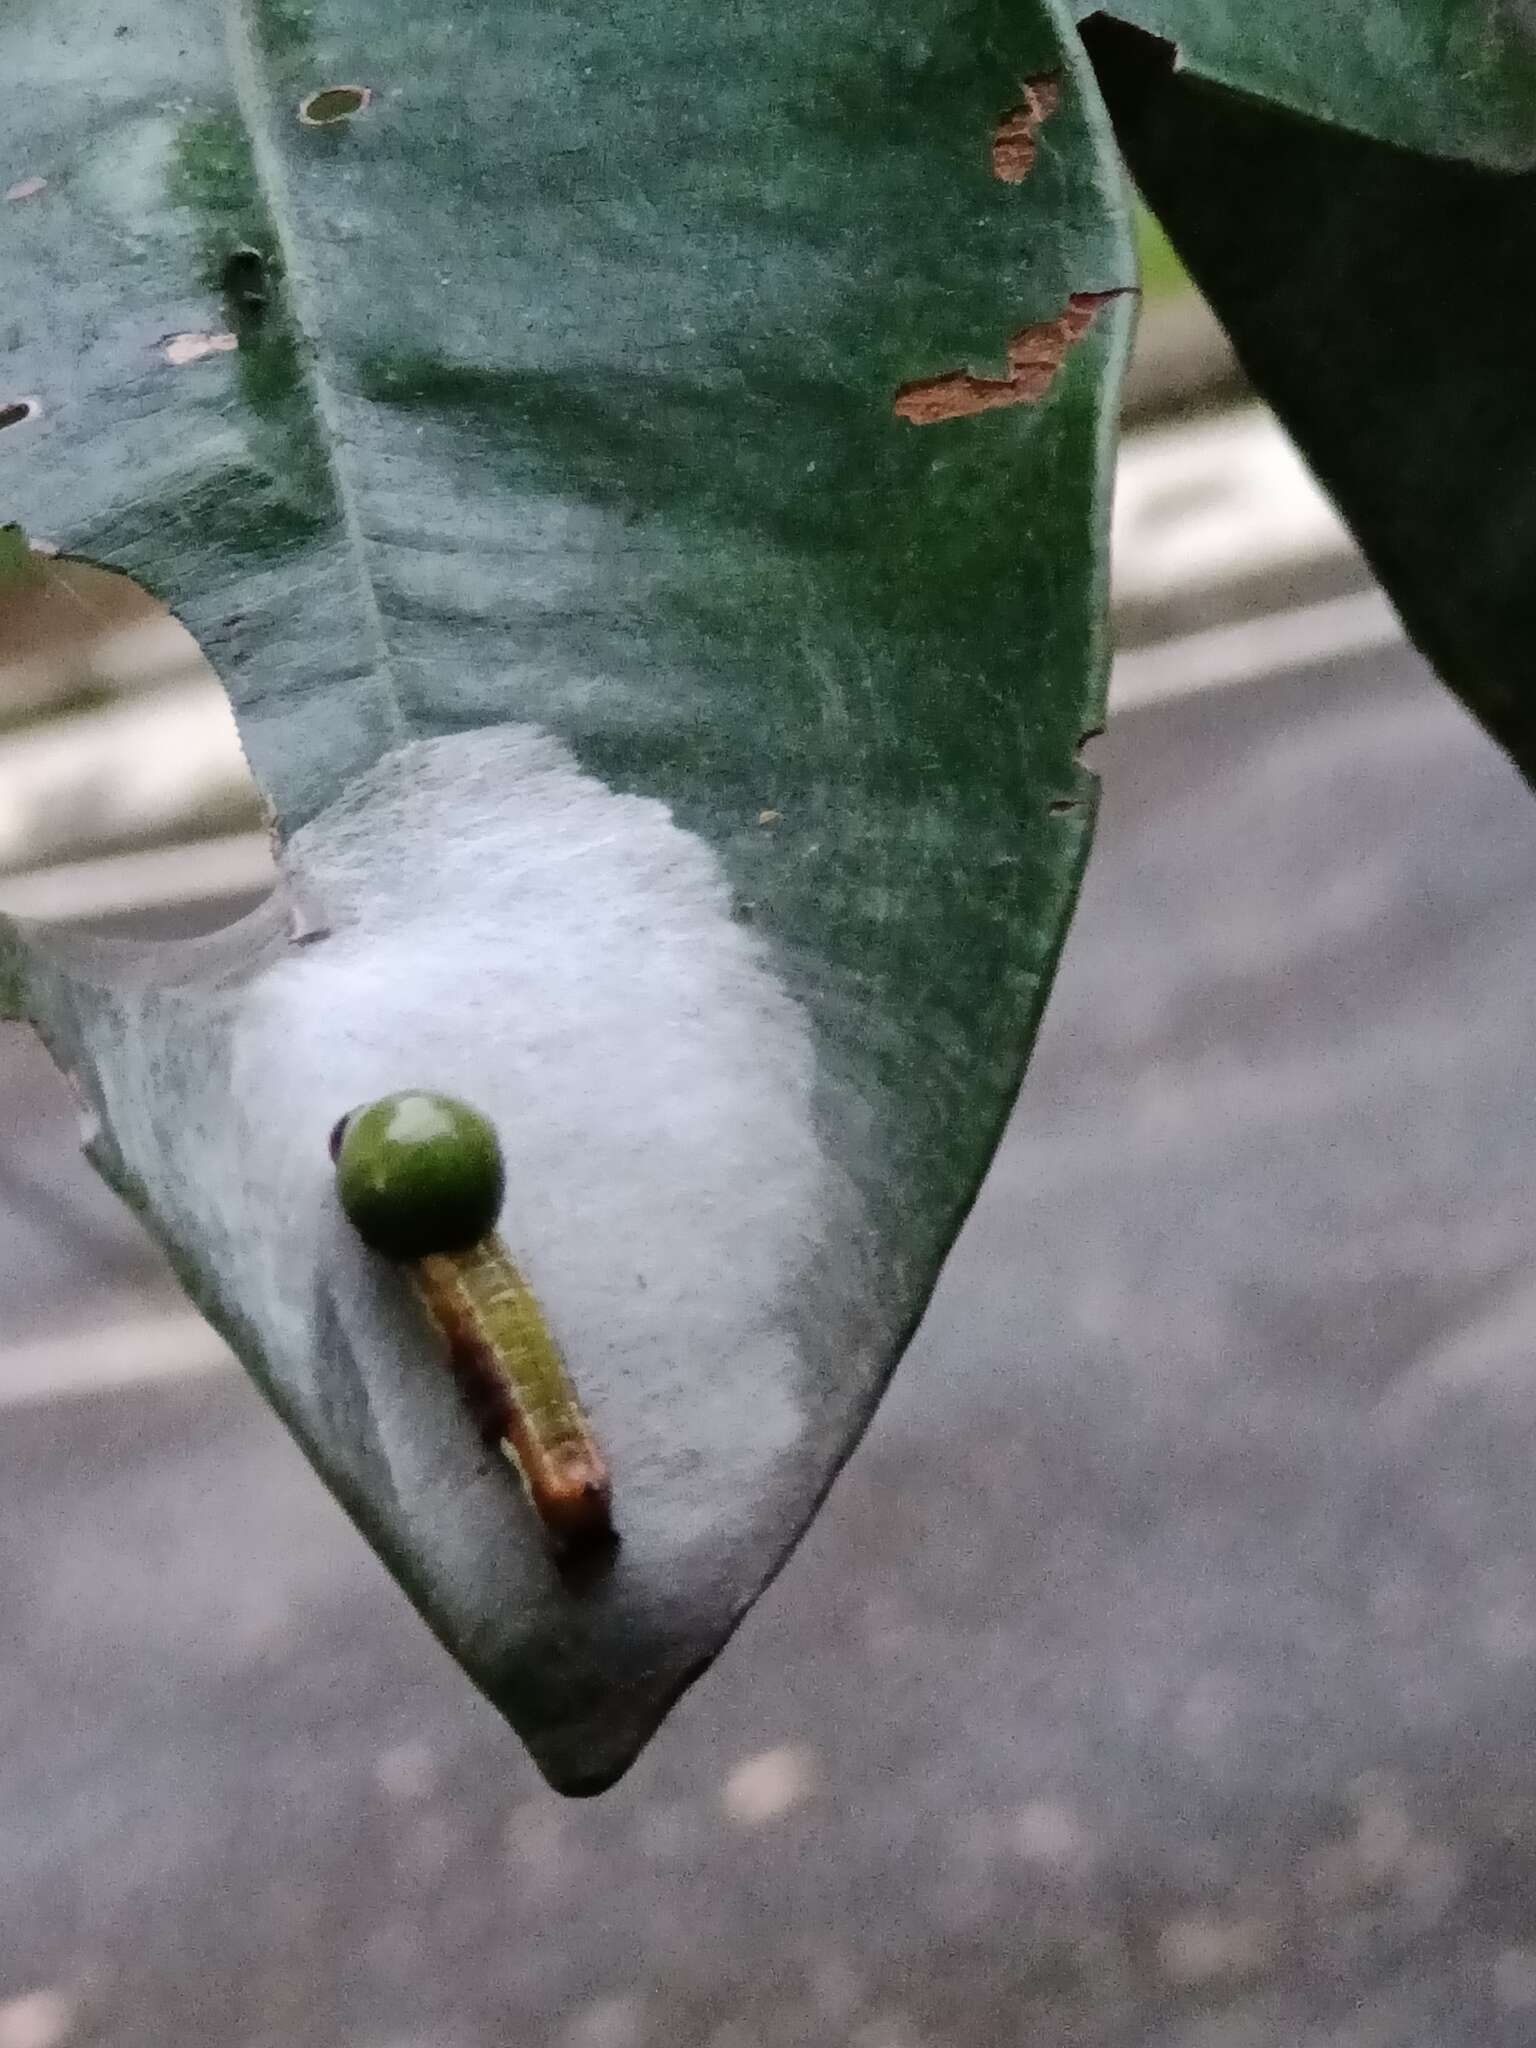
[1,0,1131,1789]
[1088,16,1536,782]
[1083,0,1536,166]
[0,523,40,588]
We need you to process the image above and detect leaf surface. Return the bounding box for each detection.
[1,0,1131,1789]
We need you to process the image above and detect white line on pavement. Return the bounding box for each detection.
[0,1311,236,1409]
[1109,588,1405,716]
[0,829,275,923]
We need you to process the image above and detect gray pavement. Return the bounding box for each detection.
[8,642,1536,2046]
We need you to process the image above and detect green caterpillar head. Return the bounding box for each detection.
[331,1091,505,1259]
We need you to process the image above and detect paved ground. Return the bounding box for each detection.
[9,641,1536,2048]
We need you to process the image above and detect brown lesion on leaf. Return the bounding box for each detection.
[991,74,1061,183]
[892,291,1125,426]
[162,332,239,367]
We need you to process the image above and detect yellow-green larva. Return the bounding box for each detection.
[331,1092,614,1550]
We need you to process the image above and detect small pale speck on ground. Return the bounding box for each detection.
[850,2014,925,2048]
[1474,1594,1536,1662]
[1176,1671,1242,1747]
[807,1954,865,2023]
[1156,1914,1278,1988]
[404,1812,457,1883]
[372,1739,439,1803]
[504,1797,566,1860]
[1012,1798,1092,1869]
[503,1798,568,1898]
[1395,1837,1465,1919]
[1493,1947,1536,2011]
[720,1744,816,1825]
[162,332,238,367]
[4,177,47,203]
[561,1994,647,2048]
[633,1798,699,1862]
[0,1989,75,2048]
[859,1591,921,1659]
[1178,2015,1274,2048]
[1306,1777,1419,1902]
[361,1920,428,1982]
[756,809,782,826]
[1350,1781,1416,1883]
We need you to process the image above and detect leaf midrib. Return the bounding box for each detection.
[226,0,409,785]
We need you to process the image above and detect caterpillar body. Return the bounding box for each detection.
[331,1092,614,1552]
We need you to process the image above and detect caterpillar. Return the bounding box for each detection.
[331,1091,615,1552]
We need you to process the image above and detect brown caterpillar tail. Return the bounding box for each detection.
[496,1425,614,1548]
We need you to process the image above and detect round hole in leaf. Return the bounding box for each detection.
[221,246,269,315]
[298,85,371,126]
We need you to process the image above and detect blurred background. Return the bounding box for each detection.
[6,225,1536,2048]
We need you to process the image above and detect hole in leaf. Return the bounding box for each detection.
[893,291,1128,426]
[991,74,1060,183]
[0,558,274,935]
[221,246,270,320]
[1047,725,1106,818]
[0,398,39,431]
[298,85,371,126]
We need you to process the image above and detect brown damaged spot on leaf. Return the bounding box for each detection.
[162,331,239,367]
[992,75,1061,183]
[893,291,1126,426]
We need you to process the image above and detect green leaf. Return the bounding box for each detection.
[0,525,36,585]
[1083,0,1536,167]
[1087,17,1536,784]
[1,0,1132,1788]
